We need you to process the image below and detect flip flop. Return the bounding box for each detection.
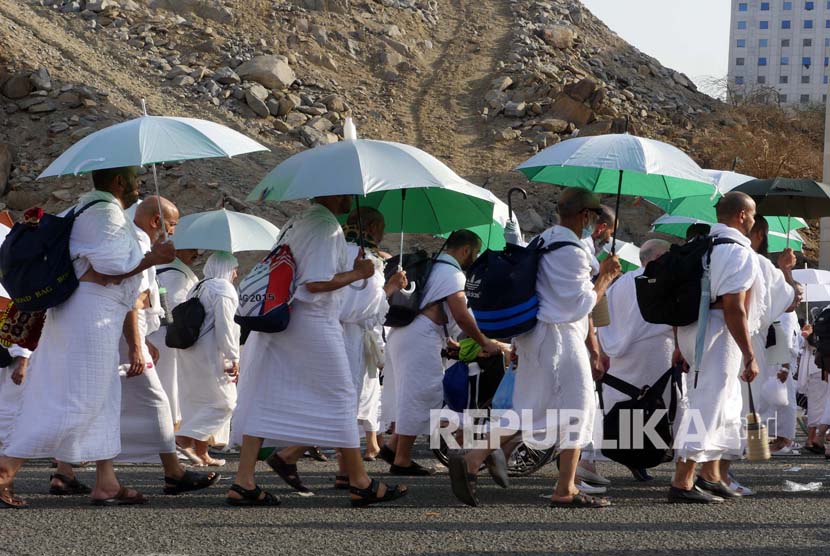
[90,486,148,507]
[0,485,26,509]
[549,493,611,509]
[448,451,478,507]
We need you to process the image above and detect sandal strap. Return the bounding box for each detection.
[50,473,78,487]
[229,483,263,500]
[349,478,379,498]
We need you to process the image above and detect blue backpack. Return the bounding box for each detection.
[0,200,106,312]
[464,237,579,339]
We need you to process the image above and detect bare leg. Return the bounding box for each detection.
[552,448,584,502]
[0,456,26,507]
[393,435,416,467]
[277,445,309,465]
[672,459,697,490]
[719,459,732,481]
[50,460,79,490]
[159,453,186,480]
[364,431,380,459]
[91,459,135,500]
[698,460,721,483]
[227,435,264,500]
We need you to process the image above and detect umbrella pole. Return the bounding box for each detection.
[786,214,791,249]
[805,263,810,323]
[141,100,167,242]
[398,189,407,271]
[611,169,623,255]
[354,195,365,251]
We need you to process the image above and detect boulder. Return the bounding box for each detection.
[495,128,521,142]
[491,76,513,92]
[170,75,195,87]
[236,56,296,90]
[5,190,46,211]
[278,94,301,116]
[2,73,32,99]
[548,94,594,127]
[266,98,282,117]
[538,25,575,49]
[0,144,11,196]
[29,67,52,91]
[537,118,569,133]
[86,0,116,11]
[247,83,269,101]
[150,0,233,23]
[504,101,526,118]
[213,66,240,85]
[290,0,351,13]
[321,94,346,113]
[563,78,597,103]
[298,125,338,147]
[245,90,270,118]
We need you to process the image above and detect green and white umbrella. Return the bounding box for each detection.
[436,195,516,251]
[597,239,640,273]
[651,214,804,252]
[515,133,715,252]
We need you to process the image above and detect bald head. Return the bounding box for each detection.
[134,196,179,242]
[715,191,756,237]
[639,239,671,266]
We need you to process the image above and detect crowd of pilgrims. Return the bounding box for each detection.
[0,165,821,509]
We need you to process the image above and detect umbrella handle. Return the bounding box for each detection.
[507,187,527,221]
[610,170,623,255]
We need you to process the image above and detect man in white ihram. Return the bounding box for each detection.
[671,192,763,504]
[0,167,175,508]
[117,197,219,495]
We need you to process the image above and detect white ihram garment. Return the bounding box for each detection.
[757,311,799,441]
[116,225,176,462]
[146,258,199,424]
[232,204,359,448]
[177,277,239,446]
[1,191,143,462]
[799,343,830,426]
[511,226,597,450]
[675,224,764,464]
[388,253,466,436]
[0,346,32,448]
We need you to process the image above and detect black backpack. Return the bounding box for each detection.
[813,306,830,356]
[464,238,580,340]
[384,250,452,328]
[600,365,682,469]
[165,280,210,349]
[0,200,106,312]
[635,236,738,327]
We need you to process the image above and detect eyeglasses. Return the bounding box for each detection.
[582,208,603,216]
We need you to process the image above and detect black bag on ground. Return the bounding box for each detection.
[600,365,682,469]
[384,250,451,328]
[165,280,209,349]
[465,238,579,339]
[0,200,106,312]
[635,236,737,327]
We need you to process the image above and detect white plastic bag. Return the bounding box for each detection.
[761,374,789,407]
[783,480,822,492]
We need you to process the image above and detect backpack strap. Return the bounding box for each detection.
[157,267,187,277]
[538,240,583,254]
[705,236,739,265]
[73,199,109,218]
[600,372,644,400]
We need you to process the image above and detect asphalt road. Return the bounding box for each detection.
[4,444,830,556]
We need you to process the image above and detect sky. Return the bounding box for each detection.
[580,0,730,97]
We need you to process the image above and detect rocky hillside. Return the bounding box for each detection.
[0,0,818,257]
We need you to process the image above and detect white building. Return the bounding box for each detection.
[728,0,830,104]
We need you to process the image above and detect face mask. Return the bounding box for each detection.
[581,226,594,240]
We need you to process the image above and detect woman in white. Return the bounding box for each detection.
[176,252,240,466]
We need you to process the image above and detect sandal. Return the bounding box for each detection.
[349,479,408,508]
[163,470,220,495]
[805,444,825,455]
[485,451,510,489]
[0,485,26,509]
[334,475,350,490]
[199,456,226,467]
[177,446,204,466]
[549,493,612,509]
[90,486,148,507]
[389,461,436,476]
[266,452,312,494]
[377,445,396,465]
[448,451,478,507]
[49,473,92,496]
[225,484,281,507]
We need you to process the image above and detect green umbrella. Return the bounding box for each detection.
[515,134,716,253]
[651,215,804,252]
[597,240,640,273]
[647,196,808,234]
[435,195,514,250]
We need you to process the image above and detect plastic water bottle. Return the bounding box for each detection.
[158,287,173,326]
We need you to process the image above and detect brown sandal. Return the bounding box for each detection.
[90,486,148,507]
[266,452,312,494]
[0,485,26,509]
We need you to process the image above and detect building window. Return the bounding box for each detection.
[781,56,790,65]
[761,1,770,8]
[824,94,827,102]
[802,75,811,83]
[782,20,791,29]
[825,75,829,84]
[803,56,812,66]
[806,1,815,9]
[780,75,789,83]
[805,20,814,29]
[737,57,746,65]
[825,56,829,66]
[826,19,830,28]
[759,57,767,66]
[738,2,748,10]
[760,20,769,29]
[760,38,769,47]
[826,38,830,46]
[804,38,813,46]
[758,76,767,84]
[737,39,746,48]
[735,76,745,85]
[780,94,787,102]
[782,39,791,47]
[784,1,793,8]
[801,94,810,103]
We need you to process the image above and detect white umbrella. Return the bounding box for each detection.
[793,268,830,285]
[172,209,280,253]
[703,169,755,195]
[599,239,640,272]
[805,284,830,302]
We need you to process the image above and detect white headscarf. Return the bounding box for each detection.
[203,251,238,283]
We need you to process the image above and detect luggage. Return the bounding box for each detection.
[635,236,738,327]
[465,238,579,339]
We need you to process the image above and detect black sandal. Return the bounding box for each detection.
[349,479,408,508]
[225,484,281,507]
[334,475,350,490]
[448,452,479,507]
[266,452,312,494]
[49,473,92,496]
[549,493,612,509]
[163,470,220,495]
